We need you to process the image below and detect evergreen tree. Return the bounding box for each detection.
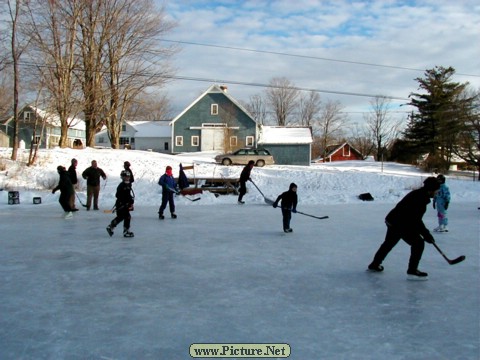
[404,66,472,172]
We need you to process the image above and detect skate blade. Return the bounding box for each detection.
[407,275,428,281]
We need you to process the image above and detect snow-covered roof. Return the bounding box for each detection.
[127,121,171,138]
[258,126,312,144]
[31,106,85,131]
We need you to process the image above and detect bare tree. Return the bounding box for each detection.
[101,0,177,148]
[265,77,299,126]
[25,0,83,148]
[365,96,400,161]
[316,100,348,160]
[5,0,30,160]
[245,94,267,125]
[298,90,321,127]
[0,74,13,120]
[126,91,173,121]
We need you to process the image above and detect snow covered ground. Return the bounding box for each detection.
[0,147,478,359]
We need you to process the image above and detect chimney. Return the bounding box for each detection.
[220,85,228,93]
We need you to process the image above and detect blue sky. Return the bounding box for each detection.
[158,0,479,126]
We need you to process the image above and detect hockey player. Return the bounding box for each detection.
[433,174,451,232]
[52,165,75,219]
[238,160,255,204]
[158,165,178,219]
[367,177,440,280]
[106,170,135,238]
[272,183,298,233]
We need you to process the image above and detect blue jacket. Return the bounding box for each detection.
[158,174,176,193]
[434,183,450,206]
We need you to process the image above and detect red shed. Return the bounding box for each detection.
[320,142,364,162]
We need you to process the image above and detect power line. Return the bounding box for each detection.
[159,39,480,78]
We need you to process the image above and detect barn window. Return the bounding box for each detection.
[191,136,199,146]
[342,146,351,157]
[230,136,237,147]
[246,136,254,147]
[211,104,218,115]
[176,136,183,146]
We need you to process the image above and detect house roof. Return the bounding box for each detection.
[3,105,86,131]
[169,84,256,125]
[258,126,313,144]
[128,121,171,138]
[30,106,85,131]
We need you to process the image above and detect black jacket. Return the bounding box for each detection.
[274,184,298,211]
[53,170,74,196]
[385,187,431,237]
[115,182,134,209]
[239,164,253,183]
[68,165,78,185]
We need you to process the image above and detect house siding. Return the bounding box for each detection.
[172,92,256,153]
[266,144,311,166]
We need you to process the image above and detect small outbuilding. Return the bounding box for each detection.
[257,126,313,166]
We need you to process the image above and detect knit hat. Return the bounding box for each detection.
[124,161,131,167]
[423,177,440,191]
[289,183,298,191]
[166,166,172,171]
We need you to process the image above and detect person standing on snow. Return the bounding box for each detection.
[238,160,255,204]
[67,158,79,211]
[367,177,440,280]
[158,165,178,219]
[52,165,75,219]
[433,174,451,232]
[272,183,298,233]
[82,160,107,210]
[106,170,135,238]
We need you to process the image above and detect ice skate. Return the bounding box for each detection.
[106,224,114,237]
[407,269,428,281]
[367,263,384,272]
[123,229,134,238]
[238,200,245,205]
[283,228,293,233]
[171,213,177,219]
[158,213,165,220]
[64,211,73,219]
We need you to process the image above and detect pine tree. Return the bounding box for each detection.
[404,66,472,172]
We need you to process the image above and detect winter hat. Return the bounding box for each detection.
[437,174,446,184]
[423,177,440,191]
[166,165,172,171]
[57,165,65,172]
[289,183,298,191]
[124,161,131,167]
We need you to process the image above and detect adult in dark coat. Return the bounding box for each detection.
[237,160,255,204]
[368,177,440,280]
[67,158,78,210]
[273,183,298,233]
[52,166,75,217]
[82,160,107,210]
[107,170,135,237]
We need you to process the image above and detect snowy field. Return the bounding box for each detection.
[0,147,478,359]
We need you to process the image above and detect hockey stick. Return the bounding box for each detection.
[432,242,465,265]
[75,192,87,207]
[296,210,329,220]
[275,208,329,220]
[103,205,116,214]
[249,180,275,205]
[183,195,201,202]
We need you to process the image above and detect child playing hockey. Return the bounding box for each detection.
[433,174,451,232]
[106,170,135,238]
[272,183,298,233]
[52,165,75,219]
[158,165,179,219]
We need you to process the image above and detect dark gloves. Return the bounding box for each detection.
[51,189,56,194]
[292,208,297,213]
[423,233,435,244]
[272,202,278,208]
[444,202,449,210]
